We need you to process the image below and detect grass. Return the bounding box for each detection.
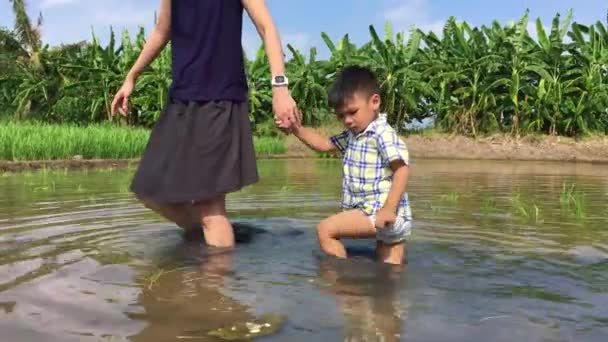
[0,121,286,161]
[480,196,497,213]
[400,125,441,137]
[506,183,589,223]
[560,183,586,219]
[254,136,287,156]
[440,191,460,204]
[0,121,149,160]
[509,193,542,223]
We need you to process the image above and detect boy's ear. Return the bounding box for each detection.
[370,93,381,110]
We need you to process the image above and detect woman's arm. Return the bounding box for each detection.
[242,0,299,128]
[111,0,172,116]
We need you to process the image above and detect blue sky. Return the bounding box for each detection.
[1,0,606,58]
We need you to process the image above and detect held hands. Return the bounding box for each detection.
[272,87,300,132]
[374,207,397,229]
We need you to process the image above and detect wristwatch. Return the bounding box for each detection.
[271,75,289,87]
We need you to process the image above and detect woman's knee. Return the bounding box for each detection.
[197,196,226,220]
[137,196,157,210]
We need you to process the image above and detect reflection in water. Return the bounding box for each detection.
[317,257,405,342]
[131,244,256,341]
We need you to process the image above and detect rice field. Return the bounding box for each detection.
[0,122,286,161]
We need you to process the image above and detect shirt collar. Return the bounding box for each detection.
[355,113,388,137]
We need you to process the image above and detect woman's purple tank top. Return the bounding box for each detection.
[169,0,248,102]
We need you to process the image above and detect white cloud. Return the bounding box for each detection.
[384,0,427,24]
[382,0,445,35]
[40,0,80,9]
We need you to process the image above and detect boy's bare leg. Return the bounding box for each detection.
[194,195,235,248]
[316,210,376,258]
[376,241,406,265]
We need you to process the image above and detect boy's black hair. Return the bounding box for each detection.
[328,65,380,110]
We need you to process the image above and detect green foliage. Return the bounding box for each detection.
[1,9,607,137]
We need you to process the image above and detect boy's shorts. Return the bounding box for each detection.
[369,215,412,244]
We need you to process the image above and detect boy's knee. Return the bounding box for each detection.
[316,220,335,241]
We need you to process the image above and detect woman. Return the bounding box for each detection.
[111,0,299,248]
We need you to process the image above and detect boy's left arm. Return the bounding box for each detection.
[375,161,409,228]
[381,161,409,211]
[374,130,410,228]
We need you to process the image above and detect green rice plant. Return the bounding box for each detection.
[480,196,497,215]
[481,195,497,214]
[254,136,287,156]
[440,191,460,204]
[509,193,542,223]
[559,182,586,219]
[0,121,150,160]
[0,122,286,161]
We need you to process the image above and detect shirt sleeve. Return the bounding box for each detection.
[376,127,409,166]
[329,130,350,155]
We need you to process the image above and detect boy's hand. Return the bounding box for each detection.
[275,118,295,134]
[375,207,397,229]
[275,108,302,135]
[272,87,299,129]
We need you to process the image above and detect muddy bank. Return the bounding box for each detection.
[404,134,608,163]
[0,158,140,172]
[2,134,608,172]
[286,132,608,163]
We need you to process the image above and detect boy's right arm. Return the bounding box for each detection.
[291,125,337,153]
[111,0,172,116]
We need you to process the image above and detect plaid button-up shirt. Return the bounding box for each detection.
[330,113,412,218]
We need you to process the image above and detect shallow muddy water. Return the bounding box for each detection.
[0,159,607,341]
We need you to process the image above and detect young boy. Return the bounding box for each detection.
[285,65,413,265]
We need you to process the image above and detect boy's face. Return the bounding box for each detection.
[335,92,380,133]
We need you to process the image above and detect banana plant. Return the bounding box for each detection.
[321,32,361,71]
[2,7,608,137]
[286,44,329,125]
[365,23,427,129]
[245,45,272,125]
[131,27,172,126]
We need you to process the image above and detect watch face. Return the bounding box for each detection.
[274,76,285,83]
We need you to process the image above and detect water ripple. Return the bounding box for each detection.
[0,159,606,341]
